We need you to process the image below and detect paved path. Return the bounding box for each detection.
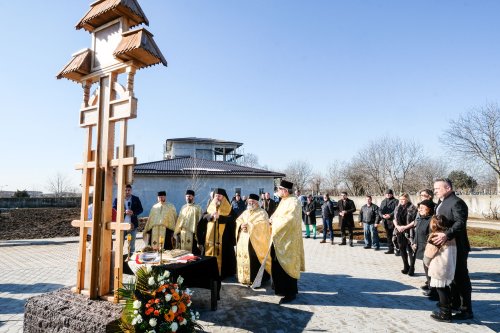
[0,234,499,333]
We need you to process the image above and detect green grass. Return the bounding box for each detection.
[325,223,500,248]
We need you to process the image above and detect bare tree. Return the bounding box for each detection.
[410,157,449,190]
[353,140,390,194]
[340,160,368,196]
[386,137,424,193]
[238,153,260,168]
[183,158,207,195]
[309,173,324,195]
[441,103,500,194]
[46,172,73,198]
[324,161,343,195]
[283,160,313,191]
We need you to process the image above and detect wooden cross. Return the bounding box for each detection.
[72,69,138,301]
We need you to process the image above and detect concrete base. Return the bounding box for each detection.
[24,288,123,333]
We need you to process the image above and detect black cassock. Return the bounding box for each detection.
[197,211,237,280]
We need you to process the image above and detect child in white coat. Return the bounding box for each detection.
[424,215,457,322]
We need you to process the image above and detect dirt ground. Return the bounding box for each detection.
[0,208,80,240]
[0,208,149,240]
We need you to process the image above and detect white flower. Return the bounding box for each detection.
[187,301,192,307]
[180,318,187,326]
[171,305,178,313]
[148,276,155,286]
[195,311,200,319]
[146,265,153,273]
[132,300,142,309]
[171,322,178,332]
[148,331,156,333]
[131,318,137,325]
[165,294,172,301]
[185,288,193,295]
[177,276,184,284]
[136,315,143,324]
[149,318,157,327]
[133,310,138,315]
[163,270,170,278]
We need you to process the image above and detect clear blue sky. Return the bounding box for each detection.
[1,0,500,193]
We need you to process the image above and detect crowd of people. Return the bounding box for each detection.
[102,177,473,318]
[296,178,473,323]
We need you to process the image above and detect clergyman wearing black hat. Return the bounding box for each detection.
[196,187,237,279]
[269,180,305,304]
[174,189,202,253]
[143,190,177,251]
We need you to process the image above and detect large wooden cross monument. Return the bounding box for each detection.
[57,0,166,302]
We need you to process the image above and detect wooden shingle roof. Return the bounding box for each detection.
[113,28,167,68]
[56,49,92,82]
[76,0,149,32]
[134,157,285,178]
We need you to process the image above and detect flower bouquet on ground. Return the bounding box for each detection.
[119,265,202,333]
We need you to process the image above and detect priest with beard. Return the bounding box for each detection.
[197,188,237,279]
[174,190,202,254]
[143,191,177,250]
[270,180,305,304]
[235,193,271,286]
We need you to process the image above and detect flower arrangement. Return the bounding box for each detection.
[119,265,201,333]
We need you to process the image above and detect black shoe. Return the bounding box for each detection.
[407,267,415,276]
[363,246,371,249]
[423,289,437,297]
[395,250,401,256]
[401,268,409,274]
[452,311,473,320]
[305,236,310,239]
[431,311,451,323]
[279,295,296,304]
[435,302,461,312]
[374,246,380,251]
[339,242,346,246]
[349,243,354,247]
[384,250,394,254]
[421,284,430,291]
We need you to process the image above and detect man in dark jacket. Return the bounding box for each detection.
[379,189,398,254]
[358,195,380,250]
[261,192,277,217]
[338,192,356,247]
[112,184,143,253]
[432,178,473,321]
[320,194,336,244]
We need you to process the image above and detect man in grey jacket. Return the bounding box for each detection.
[359,195,380,250]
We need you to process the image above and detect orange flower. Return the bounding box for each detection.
[178,302,186,313]
[164,310,175,322]
[145,303,151,308]
[154,310,160,316]
[155,298,160,304]
[145,307,154,316]
[172,292,180,301]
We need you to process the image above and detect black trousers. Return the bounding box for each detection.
[340,224,353,244]
[451,251,473,312]
[398,233,415,269]
[271,245,297,297]
[384,224,394,251]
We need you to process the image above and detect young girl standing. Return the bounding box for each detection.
[424,215,457,322]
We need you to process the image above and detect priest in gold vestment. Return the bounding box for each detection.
[174,190,202,253]
[270,180,305,304]
[235,193,271,285]
[196,188,236,279]
[143,191,177,250]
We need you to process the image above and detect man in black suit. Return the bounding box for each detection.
[338,192,356,247]
[432,178,473,320]
[112,184,143,253]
